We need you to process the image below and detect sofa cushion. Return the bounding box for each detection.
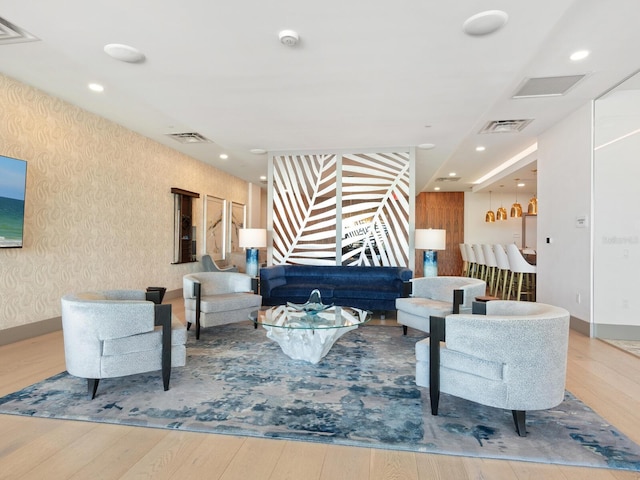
[396,297,452,317]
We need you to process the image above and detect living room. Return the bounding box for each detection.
[1,1,640,477]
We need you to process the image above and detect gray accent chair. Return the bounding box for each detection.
[417,300,570,436]
[395,276,487,335]
[201,254,238,272]
[183,272,262,339]
[61,290,187,399]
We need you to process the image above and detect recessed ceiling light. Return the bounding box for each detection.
[570,50,590,61]
[417,143,435,150]
[449,172,457,177]
[219,154,229,160]
[476,146,486,152]
[434,187,441,191]
[260,175,267,181]
[250,148,267,155]
[104,43,146,63]
[462,10,508,36]
[88,83,104,92]
[518,183,525,187]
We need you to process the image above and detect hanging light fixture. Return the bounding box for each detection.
[496,184,507,220]
[510,179,522,218]
[528,194,538,214]
[485,191,495,222]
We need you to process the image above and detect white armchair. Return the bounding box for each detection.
[416,300,570,436]
[61,290,187,399]
[395,276,486,335]
[183,272,262,339]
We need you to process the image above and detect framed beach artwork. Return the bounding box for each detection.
[0,155,28,248]
[203,195,226,260]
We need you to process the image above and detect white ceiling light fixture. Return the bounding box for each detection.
[462,10,508,36]
[219,154,229,160]
[104,43,146,63]
[250,148,267,155]
[570,50,590,61]
[417,143,435,150]
[279,30,299,46]
[476,146,486,152]
[88,83,104,92]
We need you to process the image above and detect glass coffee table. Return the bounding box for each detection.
[250,305,371,364]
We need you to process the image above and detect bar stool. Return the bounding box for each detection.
[481,244,497,294]
[506,244,537,301]
[472,244,487,282]
[465,244,477,278]
[459,243,469,276]
[493,244,510,299]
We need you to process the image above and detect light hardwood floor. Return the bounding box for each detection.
[1,298,640,480]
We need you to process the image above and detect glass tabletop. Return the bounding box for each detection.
[251,305,371,330]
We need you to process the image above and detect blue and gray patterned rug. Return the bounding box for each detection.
[1,323,640,471]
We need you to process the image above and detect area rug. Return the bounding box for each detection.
[1,323,640,472]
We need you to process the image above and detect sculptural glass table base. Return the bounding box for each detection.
[251,305,371,364]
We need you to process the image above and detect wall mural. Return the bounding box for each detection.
[270,151,411,267]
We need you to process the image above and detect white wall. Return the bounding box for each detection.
[593,87,640,334]
[537,103,592,324]
[464,192,535,248]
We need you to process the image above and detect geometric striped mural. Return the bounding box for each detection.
[269,150,411,267]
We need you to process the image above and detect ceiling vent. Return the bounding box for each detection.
[435,177,461,182]
[512,75,586,98]
[0,17,39,45]
[165,132,212,144]
[479,119,533,134]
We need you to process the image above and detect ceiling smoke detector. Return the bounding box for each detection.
[104,43,146,63]
[279,30,299,46]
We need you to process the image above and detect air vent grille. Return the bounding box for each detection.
[0,17,39,45]
[435,177,461,182]
[512,75,586,98]
[479,119,533,134]
[165,132,212,144]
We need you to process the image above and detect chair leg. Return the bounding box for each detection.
[402,325,408,336]
[516,272,524,301]
[154,304,173,391]
[87,378,99,400]
[512,410,527,436]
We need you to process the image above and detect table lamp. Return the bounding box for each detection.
[238,228,267,277]
[415,229,447,277]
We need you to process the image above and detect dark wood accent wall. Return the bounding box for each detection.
[415,192,464,277]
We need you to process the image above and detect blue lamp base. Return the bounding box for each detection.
[246,248,259,277]
[423,250,438,277]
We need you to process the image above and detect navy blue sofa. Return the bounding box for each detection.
[259,265,413,311]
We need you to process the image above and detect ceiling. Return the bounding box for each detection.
[1,0,639,194]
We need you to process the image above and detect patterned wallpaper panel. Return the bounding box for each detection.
[0,74,247,331]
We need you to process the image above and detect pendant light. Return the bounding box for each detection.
[528,194,538,214]
[510,179,522,218]
[485,191,495,222]
[496,184,507,220]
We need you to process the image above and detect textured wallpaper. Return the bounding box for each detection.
[0,74,248,331]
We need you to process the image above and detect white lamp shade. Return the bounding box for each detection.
[415,229,446,250]
[238,228,267,248]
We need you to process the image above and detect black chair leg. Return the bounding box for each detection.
[512,410,527,436]
[402,325,408,336]
[429,316,445,416]
[87,378,99,400]
[154,304,172,392]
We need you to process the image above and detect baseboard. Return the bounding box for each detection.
[593,323,640,341]
[0,316,62,346]
[0,289,183,346]
[570,315,590,336]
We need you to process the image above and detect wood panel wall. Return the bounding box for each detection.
[415,192,464,277]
